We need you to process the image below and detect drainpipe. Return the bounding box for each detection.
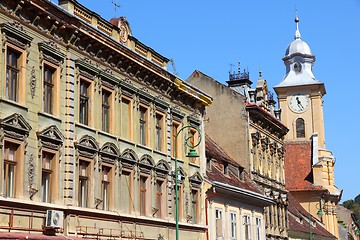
[205,187,216,240]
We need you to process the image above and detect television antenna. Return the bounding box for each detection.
[111,0,120,17]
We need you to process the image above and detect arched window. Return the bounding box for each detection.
[296,118,305,138]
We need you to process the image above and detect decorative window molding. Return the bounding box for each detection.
[189,171,203,190]
[99,142,120,165]
[1,20,33,52]
[0,113,31,141]
[138,88,153,106]
[120,148,138,170]
[187,114,201,126]
[37,125,64,150]
[138,154,154,175]
[154,95,169,113]
[155,159,170,179]
[171,106,185,122]
[75,135,99,160]
[38,41,65,66]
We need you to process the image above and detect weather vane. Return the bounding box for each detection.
[111,0,120,17]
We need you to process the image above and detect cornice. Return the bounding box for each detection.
[1,0,212,110]
[246,104,289,138]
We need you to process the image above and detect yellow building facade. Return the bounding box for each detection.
[0,0,212,239]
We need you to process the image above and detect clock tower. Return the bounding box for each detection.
[274,17,341,238]
[274,17,326,145]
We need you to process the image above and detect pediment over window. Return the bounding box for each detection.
[120,148,138,169]
[1,20,33,49]
[38,41,65,65]
[37,125,64,150]
[1,113,31,140]
[189,172,203,188]
[155,159,170,178]
[155,159,170,173]
[139,154,154,173]
[100,142,120,163]
[75,135,99,157]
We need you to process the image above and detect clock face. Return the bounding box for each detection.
[289,93,310,113]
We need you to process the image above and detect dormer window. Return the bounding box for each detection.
[223,162,228,175]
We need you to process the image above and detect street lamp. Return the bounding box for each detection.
[308,196,324,240]
[174,125,202,240]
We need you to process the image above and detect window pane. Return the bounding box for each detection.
[156,114,163,151]
[156,180,163,217]
[121,171,131,213]
[139,107,147,145]
[79,81,90,125]
[121,98,131,139]
[43,66,55,114]
[102,166,110,210]
[296,118,305,138]
[6,49,20,101]
[140,176,147,215]
[102,90,110,132]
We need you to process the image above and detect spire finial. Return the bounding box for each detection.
[259,65,262,78]
[294,15,301,39]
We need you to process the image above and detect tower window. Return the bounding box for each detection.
[296,118,305,138]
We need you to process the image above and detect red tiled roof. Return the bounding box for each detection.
[205,134,262,195]
[287,193,336,239]
[206,165,262,195]
[284,141,325,191]
[205,134,240,167]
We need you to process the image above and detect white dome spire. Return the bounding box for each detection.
[294,16,301,39]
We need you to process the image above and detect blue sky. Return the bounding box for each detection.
[78,0,360,202]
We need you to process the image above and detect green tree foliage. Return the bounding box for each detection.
[343,194,360,225]
[355,194,360,205]
[343,199,355,209]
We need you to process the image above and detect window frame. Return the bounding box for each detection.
[296,118,305,138]
[2,141,21,198]
[230,211,237,239]
[101,87,113,133]
[79,77,93,126]
[255,216,262,240]
[42,61,60,116]
[155,112,165,152]
[4,44,26,104]
[215,208,223,239]
[40,149,59,203]
[139,105,149,146]
[78,158,92,208]
[120,95,133,140]
[139,174,149,216]
[155,179,165,218]
[244,214,251,240]
[101,164,113,211]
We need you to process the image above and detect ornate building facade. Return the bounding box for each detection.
[274,17,341,239]
[0,0,212,239]
[187,69,289,240]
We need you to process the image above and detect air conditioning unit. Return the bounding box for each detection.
[45,210,63,228]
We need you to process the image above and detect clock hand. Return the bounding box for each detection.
[296,97,304,110]
[298,102,304,110]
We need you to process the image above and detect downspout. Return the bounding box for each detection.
[205,187,216,240]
